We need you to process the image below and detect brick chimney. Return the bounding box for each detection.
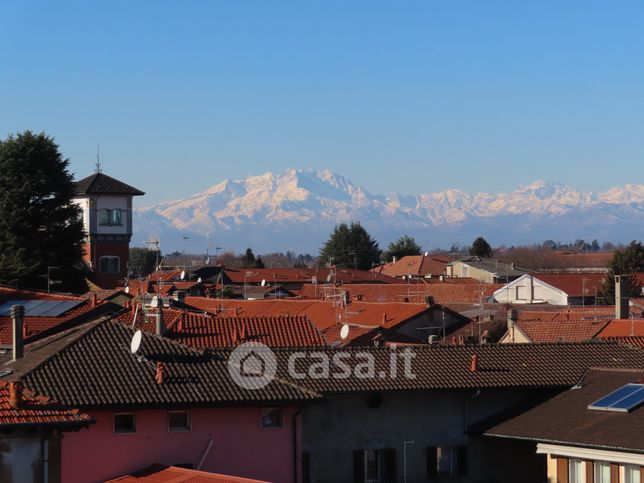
[9,381,23,409]
[91,292,98,307]
[470,353,478,373]
[11,305,25,361]
[155,362,165,384]
[615,276,629,320]
[155,305,166,336]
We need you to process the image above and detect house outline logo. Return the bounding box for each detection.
[228,342,277,390]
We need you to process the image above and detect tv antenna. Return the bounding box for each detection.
[95,144,102,173]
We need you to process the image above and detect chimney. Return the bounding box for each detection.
[393,256,397,264]
[9,381,23,409]
[343,291,350,306]
[11,305,25,361]
[155,362,165,384]
[155,305,166,336]
[91,292,98,308]
[615,276,629,320]
[507,309,518,343]
[470,353,478,373]
[173,290,186,304]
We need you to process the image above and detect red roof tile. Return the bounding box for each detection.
[223,267,398,285]
[512,317,610,343]
[297,283,501,305]
[107,464,269,483]
[116,307,326,348]
[184,297,430,330]
[531,272,606,297]
[0,381,91,428]
[372,255,450,278]
[597,319,644,338]
[602,336,644,348]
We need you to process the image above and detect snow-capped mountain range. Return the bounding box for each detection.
[133,169,644,253]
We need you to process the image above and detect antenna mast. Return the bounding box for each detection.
[95,144,102,173]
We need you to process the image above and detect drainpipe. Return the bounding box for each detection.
[42,437,49,483]
[11,305,25,360]
[403,440,415,483]
[292,408,302,483]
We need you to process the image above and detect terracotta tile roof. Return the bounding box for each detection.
[0,298,121,346]
[516,306,641,322]
[272,343,644,393]
[602,336,644,348]
[0,285,82,301]
[597,319,644,338]
[485,368,644,452]
[115,307,326,348]
[442,317,508,345]
[183,297,430,330]
[550,251,614,269]
[511,317,610,343]
[0,380,91,428]
[1,320,319,408]
[530,272,606,297]
[107,464,269,483]
[74,172,145,196]
[223,268,398,285]
[120,280,155,295]
[372,255,450,278]
[297,283,502,305]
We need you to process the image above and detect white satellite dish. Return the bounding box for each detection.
[150,296,159,308]
[340,324,350,340]
[197,277,202,283]
[326,274,332,283]
[424,251,429,256]
[130,330,143,354]
[180,270,186,280]
[261,279,266,287]
[124,286,130,294]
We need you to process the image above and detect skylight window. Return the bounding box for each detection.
[588,383,644,413]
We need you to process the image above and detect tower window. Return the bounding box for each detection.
[99,209,123,226]
[100,256,120,273]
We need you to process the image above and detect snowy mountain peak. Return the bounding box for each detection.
[134,169,644,252]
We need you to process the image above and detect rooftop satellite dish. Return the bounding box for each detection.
[197,277,202,283]
[340,324,350,340]
[425,251,429,256]
[261,279,266,287]
[326,274,332,283]
[150,296,159,308]
[124,286,130,294]
[180,270,186,280]
[130,330,143,354]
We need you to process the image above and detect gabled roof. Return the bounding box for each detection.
[223,267,398,285]
[508,317,610,343]
[485,368,644,453]
[270,343,644,393]
[107,464,269,483]
[115,307,327,348]
[0,320,319,408]
[183,297,430,330]
[371,255,450,278]
[297,282,501,304]
[450,257,527,278]
[529,272,606,297]
[0,380,91,429]
[597,319,644,338]
[74,172,145,196]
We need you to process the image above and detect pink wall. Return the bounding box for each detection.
[62,406,301,483]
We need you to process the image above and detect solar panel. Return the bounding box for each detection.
[588,383,644,412]
[0,299,83,317]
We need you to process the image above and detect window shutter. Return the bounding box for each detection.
[353,450,365,483]
[556,457,569,483]
[610,463,619,483]
[427,447,437,477]
[585,461,593,483]
[384,449,396,483]
[457,446,468,476]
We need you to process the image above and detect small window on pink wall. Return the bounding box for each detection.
[168,410,191,432]
[114,413,136,434]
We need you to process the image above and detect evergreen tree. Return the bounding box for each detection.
[241,248,256,267]
[319,222,381,270]
[0,131,86,292]
[254,255,265,268]
[386,235,422,261]
[599,240,644,304]
[129,247,160,278]
[469,236,493,258]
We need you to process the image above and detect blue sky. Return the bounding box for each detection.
[1,1,643,205]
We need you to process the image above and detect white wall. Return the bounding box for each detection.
[494,275,568,305]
